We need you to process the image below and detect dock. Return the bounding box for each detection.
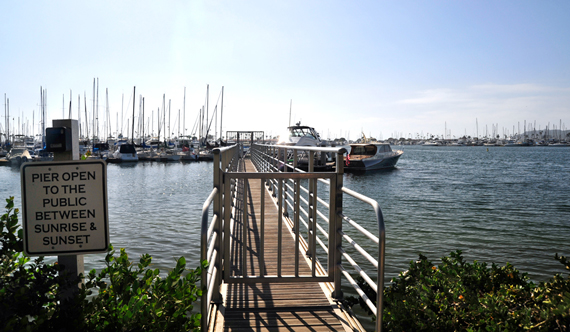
[209,158,362,331]
[201,143,386,332]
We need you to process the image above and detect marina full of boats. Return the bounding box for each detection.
[397,136,570,147]
[0,134,216,166]
[1,122,407,173]
[2,119,568,171]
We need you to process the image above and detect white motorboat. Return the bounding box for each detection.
[197,149,214,161]
[345,143,403,172]
[423,140,442,146]
[6,147,32,166]
[282,122,324,147]
[108,143,139,163]
[152,148,181,162]
[179,147,198,161]
[548,142,569,147]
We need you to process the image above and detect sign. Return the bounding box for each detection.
[20,160,109,256]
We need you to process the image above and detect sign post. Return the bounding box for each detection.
[20,119,109,299]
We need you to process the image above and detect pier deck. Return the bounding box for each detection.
[209,159,363,332]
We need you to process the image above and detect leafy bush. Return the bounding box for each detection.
[346,250,570,331]
[0,196,76,331]
[0,197,204,332]
[81,245,204,331]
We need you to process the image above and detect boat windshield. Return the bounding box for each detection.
[119,144,137,154]
[289,127,317,139]
[10,148,27,155]
[377,144,392,153]
[351,145,376,156]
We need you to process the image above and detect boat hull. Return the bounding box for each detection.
[345,153,402,171]
[345,143,403,172]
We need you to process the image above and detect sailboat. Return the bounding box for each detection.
[108,87,139,163]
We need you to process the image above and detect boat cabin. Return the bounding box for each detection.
[349,144,392,160]
[286,123,322,146]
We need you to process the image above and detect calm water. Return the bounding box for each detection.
[1,146,569,283]
[343,145,570,282]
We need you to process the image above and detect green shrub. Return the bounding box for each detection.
[1,196,74,331]
[0,196,205,332]
[81,245,204,331]
[346,250,570,331]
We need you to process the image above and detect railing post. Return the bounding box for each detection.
[282,147,289,217]
[272,146,276,172]
[331,151,344,300]
[223,170,232,281]
[213,149,222,303]
[376,204,386,332]
[243,173,249,278]
[307,151,315,259]
[277,178,283,276]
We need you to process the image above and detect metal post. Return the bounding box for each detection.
[331,151,344,299]
[293,150,300,276]
[212,149,222,302]
[281,147,288,217]
[223,173,232,281]
[307,151,315,259]
[53,119,84,302]
[377,206,386,332]
[277,179,283,276]
[260,178,265,277]
[243,175,248,278]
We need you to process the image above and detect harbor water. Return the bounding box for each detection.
[343,145,570,282]
[1,146,569,292]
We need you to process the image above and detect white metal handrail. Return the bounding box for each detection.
[200,145,239,329]
[250,143,386,332]
[201,142,386,332]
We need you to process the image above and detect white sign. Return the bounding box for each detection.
[20,160,109,256]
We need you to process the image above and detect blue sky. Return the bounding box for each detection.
[1,1,569,141]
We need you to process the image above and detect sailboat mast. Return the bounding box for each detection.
[7,98,10,144]
[3,93,6,145]
[78,94,81,138]
[92,79,95,146]
[39,88,43,147]
[161,94,165,144]
[106,88,109,141]
[139,95,142,142]
[142,98,145,146]
[96,78,99,143]
[131,86,136,144]
[69,90,72,119]
[4,93,7,146]
[183,87,186,137]
[289,99,292,127]
[206,84,209,142]
[84,92,88,145]
[220,86,224,141]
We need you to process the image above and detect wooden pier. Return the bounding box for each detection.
[207,159,364,332]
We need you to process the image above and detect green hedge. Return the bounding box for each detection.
[0,197,204,332]
[346,250,570,331]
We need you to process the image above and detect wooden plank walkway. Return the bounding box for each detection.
[209,159,363,332]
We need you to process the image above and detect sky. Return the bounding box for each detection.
[1,0,569,141]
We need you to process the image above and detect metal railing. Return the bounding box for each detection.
[200,144,239,328]
[201,143,386,332]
